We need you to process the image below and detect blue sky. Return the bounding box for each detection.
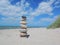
[0,0,60,27]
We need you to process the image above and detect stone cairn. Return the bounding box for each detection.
[20,16,27,37]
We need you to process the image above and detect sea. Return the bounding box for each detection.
[0,26,46,30]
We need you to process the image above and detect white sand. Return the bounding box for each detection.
[0,28,60,45]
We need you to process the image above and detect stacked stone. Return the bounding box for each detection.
[20,16,27,37]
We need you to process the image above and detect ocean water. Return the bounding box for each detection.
[0,26,46,30]
[0,26,20,29]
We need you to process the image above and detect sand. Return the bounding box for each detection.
[0,28,60,45]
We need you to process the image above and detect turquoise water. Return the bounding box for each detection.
[0,26,46,29]
[0,26,20,29]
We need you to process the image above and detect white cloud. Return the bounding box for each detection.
[0,0,60,26]
[48,0,60,8]
[30,0,60,17]
[54,0,60,4]
[30,2,53,16]
[0,0,33,25]
[40,18,53,22]
[48,0,55,4]
[40,16,58,22]
[0,17,21,26]
[30,16,58,26]
[54,0,60,8]
[0,0,31,17]
[0,0,59,17]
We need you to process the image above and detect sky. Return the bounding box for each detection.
[0,0,60,27]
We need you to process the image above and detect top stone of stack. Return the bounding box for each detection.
[21,16,26,21]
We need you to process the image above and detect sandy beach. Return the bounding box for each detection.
[0,28,60,45]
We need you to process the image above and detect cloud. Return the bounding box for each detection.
[54,0,60,8]
[0,17,20,26]
[48,0,55,4]
[0,0,32,17]
[30,16,58,26]
[30,2,53,16]
[27,15,58,26]
[30,0,60,17]
[0,0,59,17]
[39,16,58,23]
[0,0,33,26]
[48,0,60,8]
[0,0,60,26]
